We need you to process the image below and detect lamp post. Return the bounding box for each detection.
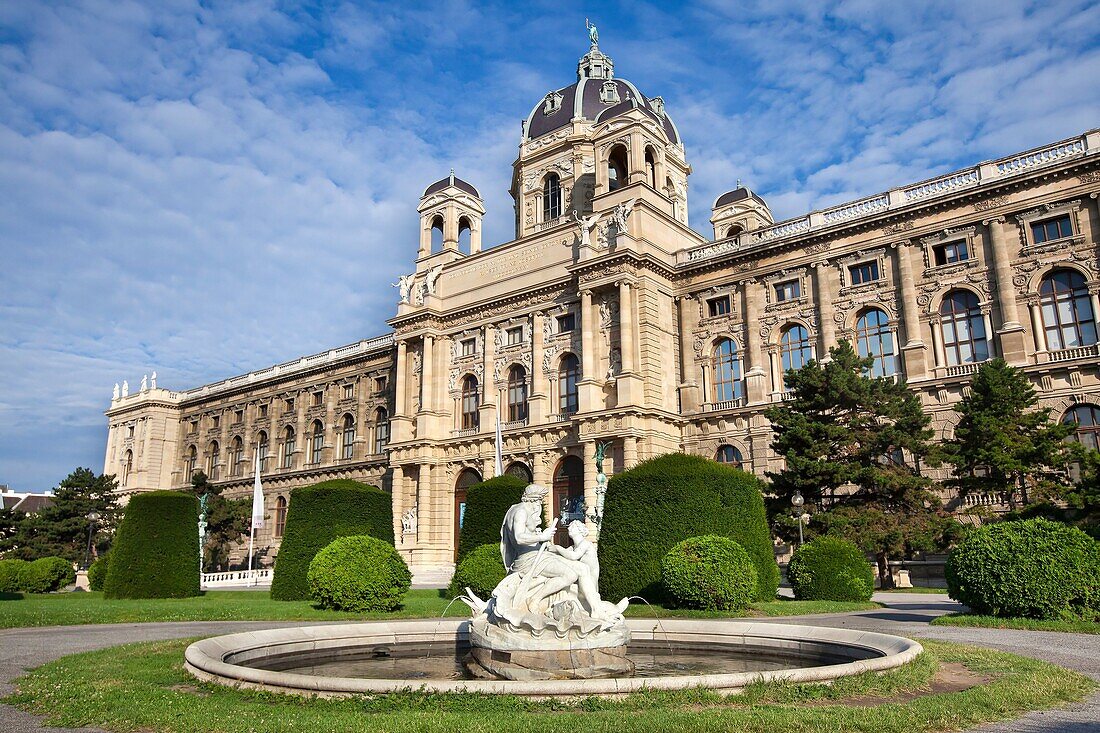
[83,511,100,569]
[791,491,806,547]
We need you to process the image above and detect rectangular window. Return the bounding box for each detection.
[461,338,476,357]
[284,398,294,413]
[258,404,268,418]
[774,279,801,302]
[342,384,354,400]
[374,376,387,392]
[234,410,243,424]
[933,240,970,266]
[127,425,135,438]
[211,415,220,428]
[506,326,523,345]
[707,296,731,317]
[189,420,198,433]
[312,391,323,407]
[848,261,880,285]
[557,313,576,333]
[1031,214,1073,244]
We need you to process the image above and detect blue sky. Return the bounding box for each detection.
[1,0,1098,491]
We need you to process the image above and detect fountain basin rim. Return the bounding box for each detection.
[184,618,923,698]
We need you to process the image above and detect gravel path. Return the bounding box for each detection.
[1,593,1096,733]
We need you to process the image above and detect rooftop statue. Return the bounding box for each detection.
[586,18,598,47]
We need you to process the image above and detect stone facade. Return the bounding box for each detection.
[104,39,1100,578]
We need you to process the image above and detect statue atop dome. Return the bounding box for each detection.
[586,18,598,48]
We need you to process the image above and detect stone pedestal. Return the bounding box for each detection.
[464,645,633,681]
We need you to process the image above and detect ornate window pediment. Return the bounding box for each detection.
[542,91,563,115]
[600,81,620,104]
[1013,199,1084,254]
[920,226,981,275]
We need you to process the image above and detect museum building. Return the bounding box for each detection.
[103,38,1100,580]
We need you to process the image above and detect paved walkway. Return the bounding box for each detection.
[1,592,1097,732]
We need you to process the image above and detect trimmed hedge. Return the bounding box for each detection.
[946,517,1100,620]
[788,536,874,602]
[271,479,394,601]
[21,557,76,593]
[450,543,507,598]
[0,559,27,593]
[104,490,200,599]
[87,552,110,592]
[598,453,779,602]
[455,475,528,562]
[307,535,411,612]
[661,535,757,611]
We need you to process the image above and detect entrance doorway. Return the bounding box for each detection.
[552,455,584,546]
[454,468,482,560]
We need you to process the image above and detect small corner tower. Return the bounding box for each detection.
[417,170,485,260]
[710,184,774,240]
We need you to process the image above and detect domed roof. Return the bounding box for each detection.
[713,186,768,209]
[422,171,481,199]
[522,42,680,145]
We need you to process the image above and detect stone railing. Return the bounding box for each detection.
[503,418,529,430]
[962,492,1013,508]
[452,427,478,438]
[547,410,577,423]
[1045,343,1099,364]
[704,397,746,412]
[681,128,1098,265]
[202,568,272,588]
[943,362,982,378]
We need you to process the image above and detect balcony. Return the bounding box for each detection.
[547,410,577,423]
[1046,343,1099,364]
[703,398,746,412]
[944,362,982,378]
[502,418,529,430]
[452,428,478,438]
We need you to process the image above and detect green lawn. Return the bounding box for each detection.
[0,590,879,628]
[932,612,1100,635]
[4,638,1093,733]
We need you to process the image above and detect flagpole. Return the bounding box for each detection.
[247,447,260,585]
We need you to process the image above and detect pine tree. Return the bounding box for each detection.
[3,468,119,563]
[945,358,1077,507]
[765,340,956,587]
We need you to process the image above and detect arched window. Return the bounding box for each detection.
[310,420,324,464]
[542,174,562,221]
[274,496,287,538]
[123,450,133,485]
[281,426,295,469]
[780,325,813,374]
[715,444,742,467]
[257,431,269,473]
[507,365,528,422]
[856,309,898,378]
[458,216,472,251]
[454,467,482,559]
[1040,269,1097,351]
[726,224,743,238]
[430,215,444,251]
[506,462,533,482]
[607,145,628,191]
[558,353,580,414]
[1064,404,1100,451]
[186,445,197,479]
[461,376,480,430]
[374,408,390,453]
[644,147,656,187]
[341,414,355,460]
[712,338,743,403]
[208,441,219,480]
[231,436,244,476]
[939,290,989,366]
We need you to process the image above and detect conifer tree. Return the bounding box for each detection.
[765,341,956,587]
[2,468,119,563]
[945,358,1077,507]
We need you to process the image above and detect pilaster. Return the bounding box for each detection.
[742,279,767,404]
[895,240,928,379]
[985,216,1027,364]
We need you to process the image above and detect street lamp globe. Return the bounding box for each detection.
[86,511,100,522]
[791,491,804,508]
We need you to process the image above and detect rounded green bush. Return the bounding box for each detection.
[661,535,757,611]
[946,518,1100,620]
[307,535,411,612]
[0,559,28,593]
[104,490,200,599]
[788,536,874,602]
[598,453,779,603]
[271,479,394,601]
[449,543,506,598]
[87,552,110,592]
[20,557,76,593]
[456,475,528,562]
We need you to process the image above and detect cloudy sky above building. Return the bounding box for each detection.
[1,0,1098,490]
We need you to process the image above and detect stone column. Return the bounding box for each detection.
[579,289,600,410]
[985,217,1027,364]
[617,280,642,404]
[894,240,927,378]
[391,465,406,548]
[813,262,836,358]
[1029,302,1047,353]
[530,313,547,423]
[582,442,598,532]
[623,436,638,471]
[418,463,433,549]
[421,335,434,413]
[480,325,496,430]
[628,132,646,184]
[742,280,767,404]
[391,339,412,443]
[676,296,701,413]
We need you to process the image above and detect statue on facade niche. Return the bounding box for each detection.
[606,347,621,379]
[612,197,637,235]
[401,507,417,535]
[572,210,603,249]
[392,274,415,303]
[425,264,443,295]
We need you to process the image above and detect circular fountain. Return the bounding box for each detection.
[186,483,922,697]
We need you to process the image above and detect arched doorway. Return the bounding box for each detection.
[553,455,584,546]
[454,468,482,560]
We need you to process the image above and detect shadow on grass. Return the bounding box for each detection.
[0,591,24,601]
